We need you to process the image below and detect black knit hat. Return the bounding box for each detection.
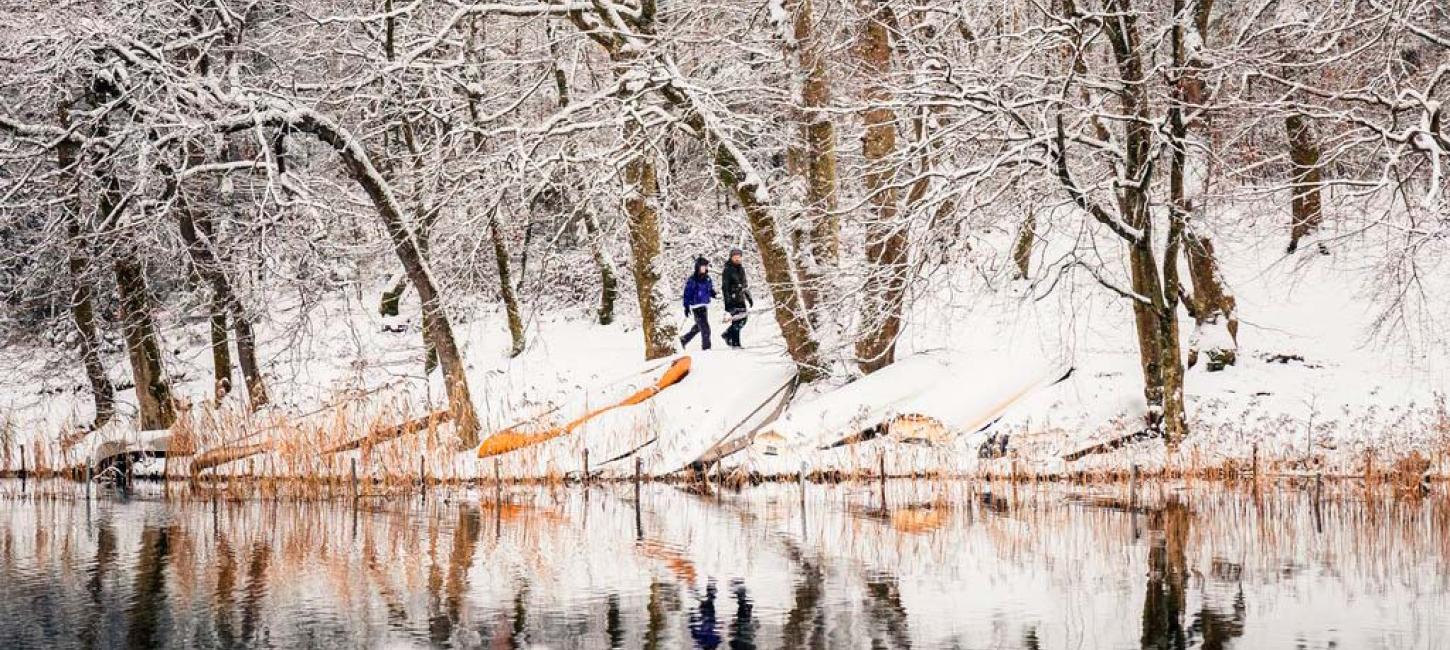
[729,248,743,258]
[694,256,710,272]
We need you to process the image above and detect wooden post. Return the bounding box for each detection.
[18,444,26,491]
[85,464,92,501]
[494,458,502,505]
[582,448,590,484]
[1130,464,1140,506]
[634,455,643,510]
[418,454,427,497]
[633,456,644,540]
[878,451,887,509]
[350,457,358,502]
[1251,444,1259,482]
[798,465,806,511]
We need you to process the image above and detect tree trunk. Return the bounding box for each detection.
[779,0,840,317]
[95,136,173,431]
[622,131,680,360]
[580,13,679,361]
[794,0,840,268]
[1285,113,1324,252]
[854,1,909,374]
[1158,215,1190,450]
[379,275,408,317]
[581,209,620,325]
[1183,233,1238,368]
[1012,212,1036,278]
[514,220,534,295]
[230,305,266,408]
[209,298,232,400]
[719,151,825,381]
[400,123,443,378]
[1173,0,1238,371]
[1104,0,1187,444]
[250,111,479,445]
[56,135,115,427]
[488,209,527,357]
[112,237,176,431]
[175,197,270,408]
[459,41,535,360]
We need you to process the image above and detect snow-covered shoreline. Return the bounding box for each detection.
[3,223,1447,481]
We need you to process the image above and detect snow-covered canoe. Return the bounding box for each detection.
[751,350,1070,458]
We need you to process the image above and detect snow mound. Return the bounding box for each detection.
[482,349,796,479]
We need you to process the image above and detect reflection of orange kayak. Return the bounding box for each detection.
[476,356,692,459]
[479,501,570,527]
[636,539,698,584]
[890,507,950,534]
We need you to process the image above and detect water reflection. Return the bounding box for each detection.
[0,481,1446,649]
[1137,498,1246,650]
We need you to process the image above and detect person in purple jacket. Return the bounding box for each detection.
[680,256,718,350]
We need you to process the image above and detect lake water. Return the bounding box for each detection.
[1,479,1447,649]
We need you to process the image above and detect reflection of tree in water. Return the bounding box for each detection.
[124,524,173,649]
[1189,588,1245,650]
[863,571,911,649]
[361,526,408,628]
[240,539,272,646]
[607,593,625,648]
[781,552,826,649]
[81,518,118,648]
[212,532,238,647]
[429,506,481,646]
[1140,498,1245,650]
[728,579,756,650]
[18,484,1440,649]
[511,580,530,647]
[643,579,678,650]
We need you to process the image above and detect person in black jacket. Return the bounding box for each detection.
[721,248,753,348]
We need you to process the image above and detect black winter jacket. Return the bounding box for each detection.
[722,261,752,310]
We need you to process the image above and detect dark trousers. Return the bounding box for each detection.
[681,306,711,350]
[723,308,748,346]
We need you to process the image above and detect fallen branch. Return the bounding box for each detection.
[1061,428,1162,462]
[324,409,452,454]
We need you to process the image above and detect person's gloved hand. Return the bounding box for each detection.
[684,306,690,318]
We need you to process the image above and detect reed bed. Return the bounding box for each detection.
[2,385,1447,494]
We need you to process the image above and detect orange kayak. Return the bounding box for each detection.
[476,356,692,459]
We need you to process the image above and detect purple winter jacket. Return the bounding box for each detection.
[682,272,715,311]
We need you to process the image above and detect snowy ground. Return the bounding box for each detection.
[1,222,1447,480]
[890,220,1450,478]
